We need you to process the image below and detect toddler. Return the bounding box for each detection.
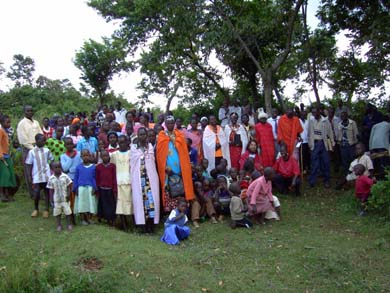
[161,199,191,245]
[353,164,375,216]
[229,182,252,229]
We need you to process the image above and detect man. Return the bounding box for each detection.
[273,145,301,196]
[218,98,230,128]
[267,108,280,157]
[308,107,335,188]
[299,110,310,173]
[113,101,127,125]
[277,108,303,159]
[369,114,390,178]
[336,110,359,175]
[17,105,43,196]
[96,104,109,127]
[328,106,341,173]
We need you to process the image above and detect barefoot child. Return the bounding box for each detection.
[96,150,117,225]
[0,115,17,202]
[73,149,97,225]
[353,164,375,216]
[212,175,231,222]
[46,162,73,231]
[161,199,191,245]
[25,134,53,217]
[229,182,252,228]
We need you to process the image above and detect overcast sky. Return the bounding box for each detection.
[0,0,330,109]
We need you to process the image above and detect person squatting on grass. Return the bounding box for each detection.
[161,199,191,245]
[353,164,376,216]
[46,161,73,232]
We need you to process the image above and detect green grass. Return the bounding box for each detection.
[0,184,389,292]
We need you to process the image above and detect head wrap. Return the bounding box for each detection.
[71,117,80,125]
[200,116,208,122]
[165,115,175,122]
[257,108,268,119]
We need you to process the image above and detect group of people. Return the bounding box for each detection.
[0,98,388,245]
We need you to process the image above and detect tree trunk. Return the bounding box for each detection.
[263,70,273,115]
[273,87,285,112]
[311,56,321,105]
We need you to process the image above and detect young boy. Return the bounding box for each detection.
[45,125,66,161]
[186,138,198,166]
[46,162,73,231]
[229,182,252,229]
[25,134,54,217]
[353,164,375,216]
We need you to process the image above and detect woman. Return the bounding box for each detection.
[186,118,203,162]
[121,111,136,135]
[239,140,263,172]
[202,115,230,172]
[156,116,194,213]
[224,112,248,169]
[131,127,160,231]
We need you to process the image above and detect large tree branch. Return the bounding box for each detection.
[271,0,305,71]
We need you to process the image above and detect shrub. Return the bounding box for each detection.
[367,170,390,219]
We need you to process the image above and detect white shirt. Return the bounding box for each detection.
[25,147,53,183]
[267,116,280,140]
[299,118,309,143]
[46,173,72,203]
[17,117,43,149]
[114,109,127,124]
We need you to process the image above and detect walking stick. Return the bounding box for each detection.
[300,144,304,185]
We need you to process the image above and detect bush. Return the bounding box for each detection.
[367,170,390,219]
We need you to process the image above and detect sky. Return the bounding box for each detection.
[0,0,338,110]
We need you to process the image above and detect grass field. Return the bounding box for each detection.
[0,184,389,292]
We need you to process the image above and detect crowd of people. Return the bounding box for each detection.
[0,99,389,245]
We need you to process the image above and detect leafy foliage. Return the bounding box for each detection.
[368,170,390,220]
[6,54,35,87]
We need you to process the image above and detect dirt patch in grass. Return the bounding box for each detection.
[76,257,103,272]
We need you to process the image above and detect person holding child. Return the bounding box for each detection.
[161,199,191,245]
[46,162,73,231]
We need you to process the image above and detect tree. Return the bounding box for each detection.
[74,37,131,105]
[6,54,35,87]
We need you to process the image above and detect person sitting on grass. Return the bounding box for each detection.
[273,145,301,196]
[335,143,374,190]
[247,167,277,225]
[212,175,231,222]
[229,182,252,229]
[161,199,191,245]
[353,164,375,216]
[191,181,218,228]
[46,162,73,232]
[26,133,53,218]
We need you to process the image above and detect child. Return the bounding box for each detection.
[0,115,17,202]
[77,125,99,163]
[46,162,73,231]
[229,182,252,229]
[45,125,66,161]
[73,149,97,225]
[353,164,375,216]
[41,117,54,139]
[96,150,117,225]
[228,167,239,184]
[106,132,119,154]
[110,135,132,231]
[161,199,191,245]
[147,129,156,148]
[248,167,276,225]
[212,175,231,222]
[201,158,210,179]
[186,137,198,166]
[191,181,218,228]
[25,134,53,217]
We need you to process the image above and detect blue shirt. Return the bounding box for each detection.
[73,163,96,192]
[76,137,98,154]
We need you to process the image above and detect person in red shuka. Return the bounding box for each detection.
[272,144,301,196]
[353,164,375,216]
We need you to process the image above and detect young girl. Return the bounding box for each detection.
[353,164,375,216]
[130,127,160,233]
[46,162,73,231]
[248,167,276,225]
[41,117,54,139]
[106,132,119,154]
[96,150,117,225]
[73,149,97,225]
[110,135,132,231]
[0,115,17,202]
[239,140,263,172]
[161,199,191,245]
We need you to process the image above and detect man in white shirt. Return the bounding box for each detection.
[17,105,43,197]
[267,108,280,157]
[229,98,242,122]
[113,101,127,124]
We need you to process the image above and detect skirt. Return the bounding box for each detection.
[161,224,191,245]
[97,187,116,221]
[116,184,133,215]
[74,186,97,214]
[0,157,17,187]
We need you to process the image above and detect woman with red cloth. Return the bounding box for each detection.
[277,108,303,159]
[224,112,248,169]
[255,109,275,167]
[239,140,263,172]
